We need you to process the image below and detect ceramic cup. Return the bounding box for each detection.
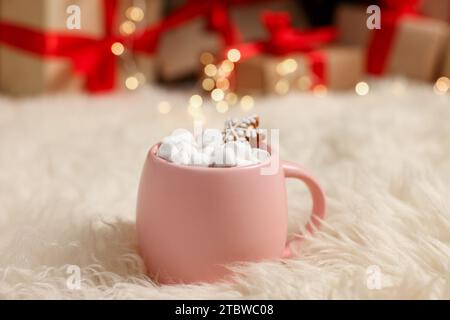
[136,144,325,284]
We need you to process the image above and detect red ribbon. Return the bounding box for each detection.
[232,12,337,86]
[367,0,420,75]
[0,0,244,93]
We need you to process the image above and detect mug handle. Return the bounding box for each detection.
[281,161,326,258]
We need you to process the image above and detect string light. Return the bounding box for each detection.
[297,76,311,91]
[219,60,234,74]
[216,101,229,113]
[189,94,203,108]
[125,76,139,90]
[120,21,136,35]
[188,104,203,117]
[355,81,370,96]
[202,78,215,91]
[158,101,172,114]
[312,84,327,97]
[111,42,125,56]
[126,6,145,22]
[240,95,254,111]
[433,76,450,95]
[274,79,290,95]
[204,64,218,77]
[276,58,298,76]
[216,78,230,91]
[135,72,146,84]
[226,92,238,105]
[227,49,241,62]
[211,88,225,101]
[200,52,214,65]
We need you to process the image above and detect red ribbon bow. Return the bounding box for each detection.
[228,12,337,87]
[262,12,337,55]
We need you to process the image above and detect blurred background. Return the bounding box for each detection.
[0,0,448,101]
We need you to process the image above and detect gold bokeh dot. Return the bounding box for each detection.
[200,52,214,65]
[216,101,229,113]
[204,64,218,77]
[240,95,254,111]
[211,88,225,102]
[276,58,298,76]
[297,76,311,91]
[434,76,450,94]
[355,81,370,96]
[227,49,241,62]
[189,94,203,108]
[126,6,144,22]
[120,21,136,35]
[188,104,203,117]
[313,84,327,97]
[111,42,125,56]
[158,101,171,114]
[125,76,139,90]
[216,78,230,91]
[226,92,238,105]
[274,79,290,95]
[220,60,234,74]
[202,78,215,91]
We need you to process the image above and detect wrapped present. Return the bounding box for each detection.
[157,14,223,82]
[157,0,305,82]
[336,0,449,82]
[157,1,247,82]
[229,12,363,95]
[420,0,450,23]
[0,0,162,96]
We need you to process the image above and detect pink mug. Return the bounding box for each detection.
[136,144,325,284]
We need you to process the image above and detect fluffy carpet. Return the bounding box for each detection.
[0,79,449,299]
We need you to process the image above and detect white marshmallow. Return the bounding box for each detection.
[190,150,211,167]
[213,145,237,167]
[163,129,196,145]
[176,141,197,156]
[225,141,252,160]
[197,129,223,148]
[157,142,179,161]
[251,148,270,162]
[171,150,191,165]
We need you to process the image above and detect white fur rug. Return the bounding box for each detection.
[0,79,449,299]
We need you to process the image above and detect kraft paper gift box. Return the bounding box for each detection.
[335,2,449,82]
[157,17,221,82]
[0,0,162,96]
[233,46,364,95]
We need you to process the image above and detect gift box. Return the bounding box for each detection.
[228,12,363,95]
[0,0,162,96]
[233,46,364,94]
[336,1,449,82]
[157,16,222,81]
[157,1,253,82]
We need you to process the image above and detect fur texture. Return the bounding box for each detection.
[0,79,449,299]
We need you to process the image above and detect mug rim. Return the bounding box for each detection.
[149,143,274,172]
